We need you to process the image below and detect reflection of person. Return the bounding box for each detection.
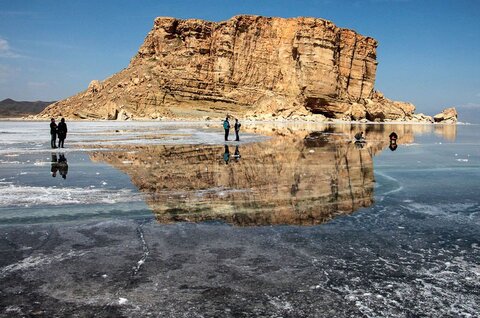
[234,119,241,141]
[223,145,230,164]
[354,141,365,149]
[51,153,59,177]
[50,118,57,149]
[58,153,68,179]
[389,132,398,142]
[233,145,241,162]
[354,131,364,141]
[57,118,68,148]
[389,131,398,151]
[223,116,230,141]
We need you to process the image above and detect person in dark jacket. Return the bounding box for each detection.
[234,119,241,141]
[57,118,68,148]
[50,118,57,148]
[223,116,230,141]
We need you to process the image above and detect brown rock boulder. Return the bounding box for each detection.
[349,103,367,121]
[411,113,434,123]
[434,107,457,124]
[88,80,102,94]
[364,91,415,122]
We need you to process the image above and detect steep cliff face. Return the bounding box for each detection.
[39,15,419,121]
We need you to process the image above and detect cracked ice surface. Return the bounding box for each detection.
[0,121,479,317]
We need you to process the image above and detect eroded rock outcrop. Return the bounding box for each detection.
[434,107,458,124]
[38,15,436,122]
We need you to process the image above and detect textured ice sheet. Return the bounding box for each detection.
[0,217,478,317]
[0,121,267,155]
[0,122,479,317]
[0,181,143,207]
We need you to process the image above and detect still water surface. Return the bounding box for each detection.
[0,121,478,317]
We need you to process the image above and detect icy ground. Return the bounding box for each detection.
[0,121,479,317]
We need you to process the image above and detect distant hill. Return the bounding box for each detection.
[0,98,55,118]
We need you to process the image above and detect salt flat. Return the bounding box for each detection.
[0,121,479,317]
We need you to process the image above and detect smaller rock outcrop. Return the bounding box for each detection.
[411,113,434,123]
[434,107,457,124]
[365,91,416,122]
[88,80,102,94]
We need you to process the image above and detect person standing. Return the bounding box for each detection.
[234,118,241,141]
[223,116,230,141]
[50,118,57,149]
[57,118,68,148]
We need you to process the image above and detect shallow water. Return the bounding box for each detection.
[0,121,478,317]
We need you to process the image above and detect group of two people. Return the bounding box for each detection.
[223,117,241,141]
[50,118,68,149]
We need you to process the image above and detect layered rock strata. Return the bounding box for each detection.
[38,15,434,122]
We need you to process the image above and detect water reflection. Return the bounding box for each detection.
[234,145,241,162]
[223,145,230,164]
[51,153,69,179]
[389,131,398,151]
[90,124,456,226]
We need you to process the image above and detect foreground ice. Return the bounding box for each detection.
[0,121,479,317]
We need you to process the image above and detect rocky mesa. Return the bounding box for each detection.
[38,15,456,123]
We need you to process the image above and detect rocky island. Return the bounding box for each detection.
[38,15,456,123]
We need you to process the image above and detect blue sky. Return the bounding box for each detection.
[0,0,479,122]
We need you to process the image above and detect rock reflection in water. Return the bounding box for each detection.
[90,124,455,225]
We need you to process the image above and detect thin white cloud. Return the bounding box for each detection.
[0,37,22,58]
[0,64,9,83]
[17,39,77,50]
[369,0,411,2]
[27,81,49,88]
[458,102,480,109]
[0,11,37,17]
[0,64,21,84]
